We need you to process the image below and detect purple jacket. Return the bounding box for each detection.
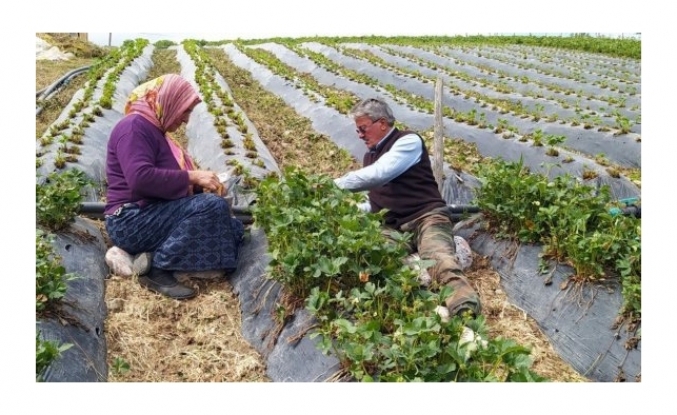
[104,114,190,215]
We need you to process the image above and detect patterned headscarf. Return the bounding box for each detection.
[124,74,201,170]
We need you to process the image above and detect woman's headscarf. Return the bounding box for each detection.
[124,74,201,170]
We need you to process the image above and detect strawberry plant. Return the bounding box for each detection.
[36,168,92,231]
[544,134,566,156]
[36,229,77,313]
[253,166,399,298]
[36,331,72,381]
[254,167,545,381]
[112,357,131,375]
[531,129,545,147]
[36,229,77,381]
[475,158,641,315]
[614,114,633,135]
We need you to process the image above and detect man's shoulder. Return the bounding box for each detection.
[397,130,423,141]
[393,131,423,147]
[399,129,419,136]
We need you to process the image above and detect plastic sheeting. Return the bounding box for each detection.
[38,218,109,382]
[228,227,343,381]
[36,44,155,187]
[36,46,155,382]
[237,42,639,202]
[385,44,641,136]
[346,43,641,166]
[455,222,641,382]
[443,171,640,382]
[439,46,642,115]
[221,43,367,161]
[175,45,279,178]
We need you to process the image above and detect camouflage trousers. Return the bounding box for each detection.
[383,207,481,317]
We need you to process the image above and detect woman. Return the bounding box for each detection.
[104,74,244,299]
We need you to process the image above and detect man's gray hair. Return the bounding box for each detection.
[349,97,396,126]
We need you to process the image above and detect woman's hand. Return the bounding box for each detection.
[188,170,223,195]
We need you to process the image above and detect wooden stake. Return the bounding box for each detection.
[433,77,444,193]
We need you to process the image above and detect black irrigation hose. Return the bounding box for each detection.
[80,202,480,215]
[36,65,91,116]
[78,201,480,225]
[79,199,638,221]
[36,65,91,99]
[620,205,641,219]
[447,204,480,214]
[78,202,255,224]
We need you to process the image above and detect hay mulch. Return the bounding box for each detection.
[102,248,586,382]
[469,256,587,382]
[104,271,268,382]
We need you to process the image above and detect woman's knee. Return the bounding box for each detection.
[193,193,230,216]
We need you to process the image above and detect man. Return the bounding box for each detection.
[334,97,481,319]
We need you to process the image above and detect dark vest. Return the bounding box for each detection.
[364,128,446,229]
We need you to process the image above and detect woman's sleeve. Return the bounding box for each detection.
[115,125,191,200]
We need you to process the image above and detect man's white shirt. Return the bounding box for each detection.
[334,129,422,212]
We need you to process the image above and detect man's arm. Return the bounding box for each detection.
[334,134,422,192]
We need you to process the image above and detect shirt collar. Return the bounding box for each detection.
[370,126,397,151]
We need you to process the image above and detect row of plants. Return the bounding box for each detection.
[340,45,578,128]
[474,158,641,318]
[252,166,545,382]
[202,47,360,175]
[35,37,152,382]
[383,44,640,129]
[450,33,641,60]
[477,44,640,87]
[204,39,640,310]
[300,37,641,124]
[35,39,153,380]
[268,40,638,182]
[251,162,640,380]
[36,39,149,171]
[451,46,640,105]
[274,40,488,120]
[476,46,637,91]
[235,34,640,60]
[233,41,507,176]
[35,168,92,381]
[232,42,362,116]
[335,43,639,140]
[183,40,268,174]
[386,45,583,115]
